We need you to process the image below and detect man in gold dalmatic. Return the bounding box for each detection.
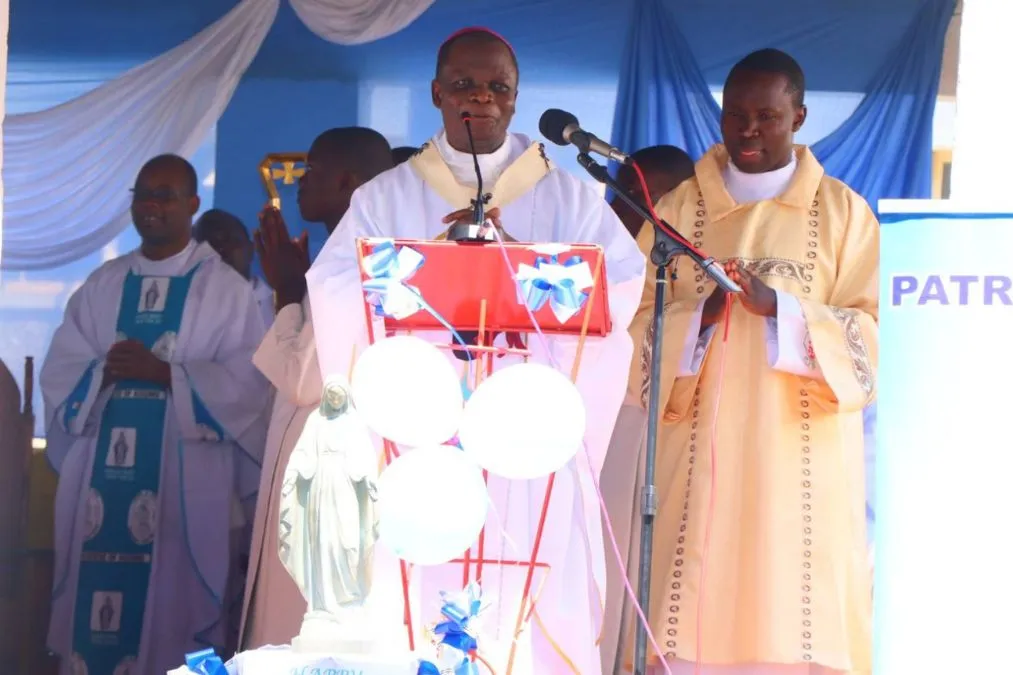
[626,48,877,675]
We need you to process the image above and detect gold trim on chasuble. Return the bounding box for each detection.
[798,196,821,664]
[658,383,703,660]
[828,306,875,397]
[637,189,873,664]
[408,138,554,241]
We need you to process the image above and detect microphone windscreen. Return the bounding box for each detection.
[539,108,579,146]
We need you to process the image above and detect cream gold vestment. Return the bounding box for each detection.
[626,145,876,674]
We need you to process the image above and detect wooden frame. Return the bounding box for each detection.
[932,148,953,200]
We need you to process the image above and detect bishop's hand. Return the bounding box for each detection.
[441,206,515,242]
[104,340,171,388]
[254,204,310,310]
[724,261,777,318]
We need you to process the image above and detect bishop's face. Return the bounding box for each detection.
[432,37,518,155]
[720,71,806,174]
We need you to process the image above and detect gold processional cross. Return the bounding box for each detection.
[258,153,307,209]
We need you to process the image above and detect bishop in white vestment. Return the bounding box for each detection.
[305,29,645,675]
[41,156,270,675]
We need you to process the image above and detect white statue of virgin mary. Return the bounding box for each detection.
[278,374,380,652]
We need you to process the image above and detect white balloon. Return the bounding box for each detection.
[458,363,586,480]
[376,445,489,565]
[351,335,463,447]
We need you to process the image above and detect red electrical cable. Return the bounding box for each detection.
[630,160,733,675]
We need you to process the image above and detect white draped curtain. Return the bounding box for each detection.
[0,0,436,271]
[290,0,434,45]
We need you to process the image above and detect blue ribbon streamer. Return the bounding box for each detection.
[362,239,475,362]
[417,583,484,675]
[184,648,228,675]
[361,240,425,319]
[518,255,591,323]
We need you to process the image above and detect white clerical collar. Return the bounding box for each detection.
[434,129,528,188]
[132,239,197,275]
[722,152,798,204]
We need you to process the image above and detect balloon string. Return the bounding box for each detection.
[693,295,733,675]
[487,227,672,672]
[400,285,474,364]
[379,253,553,662]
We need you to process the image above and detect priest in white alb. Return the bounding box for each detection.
[305,27,645,675]
[240,127,393,649]
[41,155,270,675]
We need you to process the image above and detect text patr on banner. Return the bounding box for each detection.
[875,208,1013,675]
[890,274,1013,306]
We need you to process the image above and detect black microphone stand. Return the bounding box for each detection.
[445,115,494,243]
[576,152,738,675]
[448,115,496,360]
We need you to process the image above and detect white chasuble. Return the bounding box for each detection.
[41,241,270,675]
[306,130,646,675]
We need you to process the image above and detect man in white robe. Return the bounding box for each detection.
[305,28,645,675]
[41,155,270,675]
[194,209,275,328]
[239,127,394,649]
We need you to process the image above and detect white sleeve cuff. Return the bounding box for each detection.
[677,299,716,376]
[765,290,823,379]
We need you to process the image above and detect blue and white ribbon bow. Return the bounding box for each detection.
[361,239,426,320]
[184,648,229,675]
[418,583,486,675]
[516,254,595,323]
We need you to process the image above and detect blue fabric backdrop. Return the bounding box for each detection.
[606,0,951,550]
[609,0,956,209]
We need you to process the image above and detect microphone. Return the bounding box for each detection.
[446,112,495,243]
[539,108,631,165]
[574,150,742,294]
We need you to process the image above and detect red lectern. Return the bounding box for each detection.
[355,236,612,674]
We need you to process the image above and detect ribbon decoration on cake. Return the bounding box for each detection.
[418,582,490,675]
[183,648,229,675]
[516,255,594,323]
[361,239,426,320]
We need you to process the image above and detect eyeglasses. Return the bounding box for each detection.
[130,188,186,203]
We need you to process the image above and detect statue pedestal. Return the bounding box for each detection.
[292,609,374,654]
[187,645,419,675]
[221,610,417,675]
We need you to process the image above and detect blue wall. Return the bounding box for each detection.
[214,77,360,265]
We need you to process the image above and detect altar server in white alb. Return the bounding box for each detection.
[239,127,393,649]
[41,155,270,675]
[306,27,646,675]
